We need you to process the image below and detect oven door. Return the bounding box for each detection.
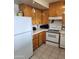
[46,32,59,43]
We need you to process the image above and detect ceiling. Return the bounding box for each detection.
[14,0,46,9]
[14,0,64,9]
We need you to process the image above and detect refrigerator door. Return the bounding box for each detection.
[14,16,32,35]
[14,32,33,59]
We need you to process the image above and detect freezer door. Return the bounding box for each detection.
[14,16,32,35]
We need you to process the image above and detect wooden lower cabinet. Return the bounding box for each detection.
[39,32,46,46]
[33,34,39,50]
[39,32,43,46]
[33,32,46,50]
[42,32,46,43]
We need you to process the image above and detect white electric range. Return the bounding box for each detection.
[46,20,62,47]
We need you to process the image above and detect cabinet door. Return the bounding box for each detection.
[38,10,42,24]
[19,4,32,17]
[33,34,39,50]
[32,11,36,24]
[42,32,46,43]
[49,3,57,16]
[35,9,42,24]
[55,2,64,16]
[39,32,46,46]
[42,10,48,24]
[39,32,43,46]
[32,9,42,24]
[35,9,39,24]
[49,1,64,16]
[23,6,32,16]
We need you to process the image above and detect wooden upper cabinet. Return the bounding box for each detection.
[32,8,42,24]
[35,9,42,24]
[42,10,48,24]
[32,11,36,24]
[38,10,42,24]
[19,4,32,17]
[49,4,57,16]
[49,1,65,17]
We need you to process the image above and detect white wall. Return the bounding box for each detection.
[14,4,19,16]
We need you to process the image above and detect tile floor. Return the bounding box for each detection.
[31,44,65,59]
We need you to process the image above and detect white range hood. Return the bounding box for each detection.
[34,0,49,8]
[49,16,63,20]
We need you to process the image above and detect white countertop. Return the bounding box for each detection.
[59,30,65,34]
[33,28,65,35]
[33,29,48,35]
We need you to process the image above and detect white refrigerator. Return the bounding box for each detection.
[14,16,33,59]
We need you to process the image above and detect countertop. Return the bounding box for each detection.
[59,30,65,34]
[33,28,65,35]
[33,29,48,35]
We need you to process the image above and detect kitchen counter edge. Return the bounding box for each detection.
[33,29,48,35]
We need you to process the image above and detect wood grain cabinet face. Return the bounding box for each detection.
[33,34,39,50]
[49,4,57,16]
[19,4,44,25]
[39,32,46,46]
[49,1,65,17]
[32,12,36,24]
[39,32,43,46]
[19,4,32,17]
[42,32,46,43]
[38,10,42,24]
[32,8,42,24]
[33,32,46,50]
[42,10,48,24]
[35,9,42,24]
